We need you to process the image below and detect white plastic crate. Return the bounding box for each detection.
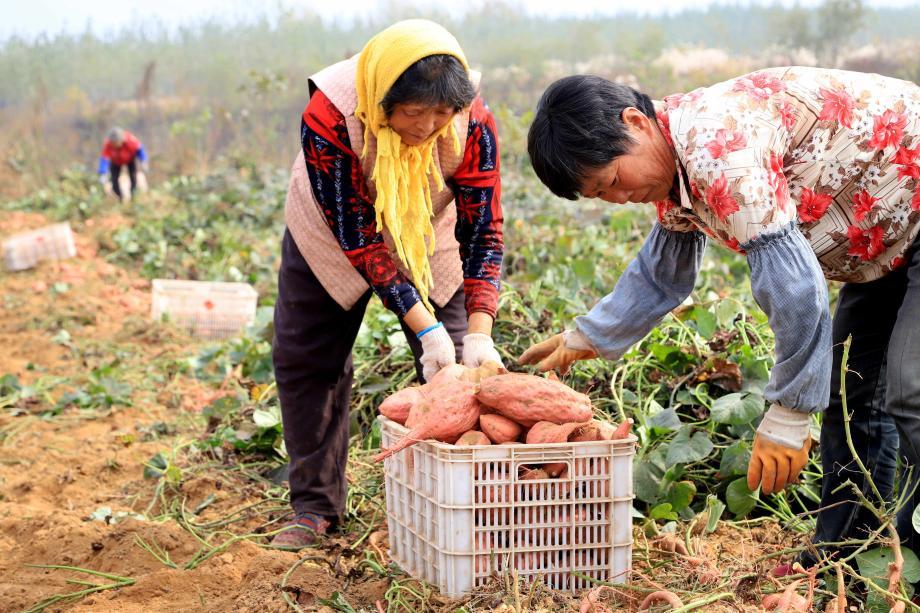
[3,222,77,271]
[379,416,636,597]
[151,279,258,339]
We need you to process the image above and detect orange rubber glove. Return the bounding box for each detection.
[747,433,811,494]
[518,329,598,375]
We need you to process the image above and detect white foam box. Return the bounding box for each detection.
[150,279,258,339]
[379,416,636,597]
[3,222,77,272]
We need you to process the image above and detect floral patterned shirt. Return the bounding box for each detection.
[576,67,920,414]
[655,66,920,282]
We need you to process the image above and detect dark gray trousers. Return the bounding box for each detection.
[271,229,466,517]
[805,234,920,565]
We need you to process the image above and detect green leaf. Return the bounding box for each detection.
[665,480,696,513]
[143,452,168,479]
[710,392,765,425]
[252,406,281,429]
[649,503,678,521]
[715,300,740,328]
[691,306,717,338]
[719,441,752,478]
[665,427,715,465]
[726,477,758,518]
[649,407,682,432]
[633,449,667,504]
[704,495,726,533]
[856,546,920,586]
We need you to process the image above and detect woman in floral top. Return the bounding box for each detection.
[523,67,920,570]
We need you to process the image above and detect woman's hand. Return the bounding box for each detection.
[418,323,456,382]
[462,333,502,368]
[518,329,598,375]
[747,403,812,494]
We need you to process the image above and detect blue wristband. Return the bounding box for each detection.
[416,322,443,339]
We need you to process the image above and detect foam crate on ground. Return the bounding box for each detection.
[3,222,77,272]
[151,279,257,339]
[379,416,636,597]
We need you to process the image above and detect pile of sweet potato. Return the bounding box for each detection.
[374,362,631,463]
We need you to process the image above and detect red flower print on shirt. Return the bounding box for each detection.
[767,152,790,211]
[732,72,786,101]
[817,87,856,127]
[656,111,674,148]
[724,236,742,253]
[868,109,908,151]
[847,224,885,260]
[363,248,399,285]
[664,94,684,110]
[891,145,920,180]
[304,138,339,176]
[654,199,674,222]
[705,129,747,159]
[798,187,833,223]
[690,180,702,200]
[891,256,905,269]
[705,175,741,221]
[777,100,797,131]
[852,190,878,221]
[912,188,920,212]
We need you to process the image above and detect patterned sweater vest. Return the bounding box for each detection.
[284,55,480,310]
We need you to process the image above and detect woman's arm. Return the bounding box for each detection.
[743,223,832,413]
[576,223,707,359]
[449,96,504,324]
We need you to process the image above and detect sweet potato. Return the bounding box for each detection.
[610,418,633,440]
[526,421,589,445]
[477,373,593,427]
[378,386,426,425]
[428,363,469,386]
[455,430,491,446]
[570,418,633,442]
[461,360,507,383]
[526,421,588,476]
[374,378,481,462]
[475,465,513,526]
[479,414,523,444]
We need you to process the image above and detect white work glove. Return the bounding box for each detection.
[461,333,503,368]
[756,403,811,449]
[418,323,456,382]
[141,161,150,173]
[98,174,108,185]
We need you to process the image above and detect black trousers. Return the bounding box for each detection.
[110,159,137,199]
[804,234,920,565]
[271,229,467,517]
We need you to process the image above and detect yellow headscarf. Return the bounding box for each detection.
[355,19,469,312]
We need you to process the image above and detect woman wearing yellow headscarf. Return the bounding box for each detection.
[271,20,505,549]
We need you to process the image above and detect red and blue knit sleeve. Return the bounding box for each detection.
[301,90,422,318]
[449,96,504,319]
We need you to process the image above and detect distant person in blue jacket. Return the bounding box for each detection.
[98,127,148,199]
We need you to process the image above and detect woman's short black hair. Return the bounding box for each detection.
[381,54,475,116]
[528,75,656,200]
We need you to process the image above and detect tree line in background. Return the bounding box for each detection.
[1,0,918,194]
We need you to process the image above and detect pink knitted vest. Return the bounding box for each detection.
[284,55,479,311]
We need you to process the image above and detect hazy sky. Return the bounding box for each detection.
[2,0,918,41]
